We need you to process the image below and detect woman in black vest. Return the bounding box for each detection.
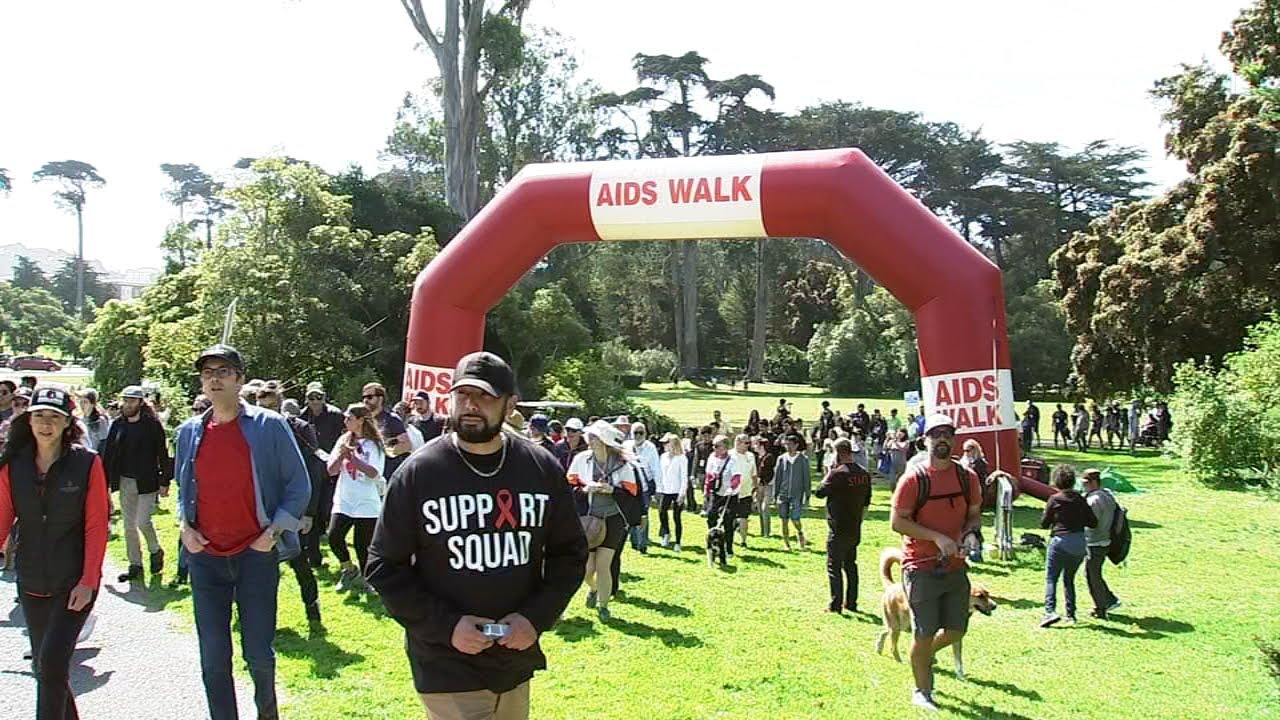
[0,387,109,720]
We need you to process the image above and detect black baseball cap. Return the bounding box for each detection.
[451,351,516,398]
[412,389,431,401]
[195,344,246,373]
[30,387,73,416]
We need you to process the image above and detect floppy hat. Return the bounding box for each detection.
[585,419,625,449]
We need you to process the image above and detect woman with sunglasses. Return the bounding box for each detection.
[326,403,385,594]
[0,387,109,720]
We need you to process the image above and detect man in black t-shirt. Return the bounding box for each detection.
[367,352,586,720]
[362,382,411,477]
[410,390,446,443]
[814,438,871,614]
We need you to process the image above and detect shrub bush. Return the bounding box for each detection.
[764,343,808,384]
[632,347,678,382]
[1169,315,1280,487]
[540,351,629,417]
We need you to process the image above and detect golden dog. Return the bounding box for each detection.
[874,547,996,680]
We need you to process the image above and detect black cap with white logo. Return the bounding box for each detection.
[451,351,516,398]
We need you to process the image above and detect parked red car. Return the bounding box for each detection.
[8,355,62,372]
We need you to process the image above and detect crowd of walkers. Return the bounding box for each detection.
[0,353,1128,719]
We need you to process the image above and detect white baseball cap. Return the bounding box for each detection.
[923,413,956,435]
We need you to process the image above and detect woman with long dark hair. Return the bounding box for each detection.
[0,387,109,720]
[1040,464,1097,627]
[326,403,385,594]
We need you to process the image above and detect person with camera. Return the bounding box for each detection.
[366,352,586,720]
[0,387,108,720]
[889,414,982,712]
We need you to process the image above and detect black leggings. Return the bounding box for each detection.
[328,514,376,569]
[21,589,95,720]
[658,493,683,543]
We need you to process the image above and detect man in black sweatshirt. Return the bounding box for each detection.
[367,352,586,720]
[814,438,872,614]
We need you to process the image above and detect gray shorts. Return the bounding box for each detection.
[776,498,803,522]
[903,567,971,637]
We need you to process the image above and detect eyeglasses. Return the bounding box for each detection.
[362,393,383,400]
[200,367,237,380]
[306,394,324,400]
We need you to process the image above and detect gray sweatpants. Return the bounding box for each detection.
[121,476,161,566]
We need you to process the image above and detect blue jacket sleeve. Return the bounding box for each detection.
[270,416,310,531]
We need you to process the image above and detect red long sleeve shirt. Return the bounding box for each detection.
[0,453,109,591]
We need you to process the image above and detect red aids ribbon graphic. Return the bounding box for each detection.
[495,489,517,529]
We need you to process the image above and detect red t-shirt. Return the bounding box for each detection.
[892,462,981,571]
[194,419,260,556]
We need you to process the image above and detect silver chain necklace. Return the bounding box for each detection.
[452,432,507,478]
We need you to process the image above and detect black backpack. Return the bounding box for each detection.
[1107,495,1132,565]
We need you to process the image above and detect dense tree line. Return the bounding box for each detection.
[30,3,1280,413]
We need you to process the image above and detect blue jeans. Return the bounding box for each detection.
[189,546,281,720]
[1045,533,1086,617]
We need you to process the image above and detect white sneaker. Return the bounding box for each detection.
[911,690,939,712]
[660,534,670,548]
[77,613,98,643]
[673,543,681,553]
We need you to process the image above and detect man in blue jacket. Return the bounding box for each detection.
[175,344,310,720]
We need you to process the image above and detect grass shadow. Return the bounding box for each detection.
[646,552,701,565]
[990,595,1041,611]
[935,694,1038,720]
[613,594,692,617]
[737,554,785,569]
[1128,519,1163,529]
[551,616,600,642]
[602,616,704,648]
[1081,614,1195,640]
[967,563,1012,577]
[619,572,644,583]
[276,627,364,679]
[340,591,389,619]
[964,676,1043,701]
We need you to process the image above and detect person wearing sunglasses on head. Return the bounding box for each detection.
[0,386,109,720]
[361,382,412,479]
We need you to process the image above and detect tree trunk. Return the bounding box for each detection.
[670,245,684,375]
[746,239,768,381]
[679,240,699,374]
[993,236,1005,269]
[402,0,487,220]
[75,206,85,322]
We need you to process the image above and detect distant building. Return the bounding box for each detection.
[1,242,159,301]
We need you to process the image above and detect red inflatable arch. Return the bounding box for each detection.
[404,149,1021,479]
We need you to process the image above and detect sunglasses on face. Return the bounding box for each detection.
[362,393,383,400]
[306,394,324,401]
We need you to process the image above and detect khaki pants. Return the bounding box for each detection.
[421,681,529,720]
[120,476,161,566]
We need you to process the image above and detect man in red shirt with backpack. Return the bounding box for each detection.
[890,413,982,712]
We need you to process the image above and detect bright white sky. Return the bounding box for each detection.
[0,0,1246,271]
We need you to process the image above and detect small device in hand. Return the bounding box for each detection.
[480,623,511,640]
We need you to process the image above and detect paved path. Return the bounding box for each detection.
[0,558,254,720]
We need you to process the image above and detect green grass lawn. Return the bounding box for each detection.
[113,442,1280,719]
[631,381,912,428]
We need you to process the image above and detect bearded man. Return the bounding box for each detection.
[366,351,586,720]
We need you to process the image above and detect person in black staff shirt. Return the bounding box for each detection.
[100,384,172,583]
[814,438,872,614]
[410,390,447,443]
[367,351,586,720]
[302,382,344,567]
